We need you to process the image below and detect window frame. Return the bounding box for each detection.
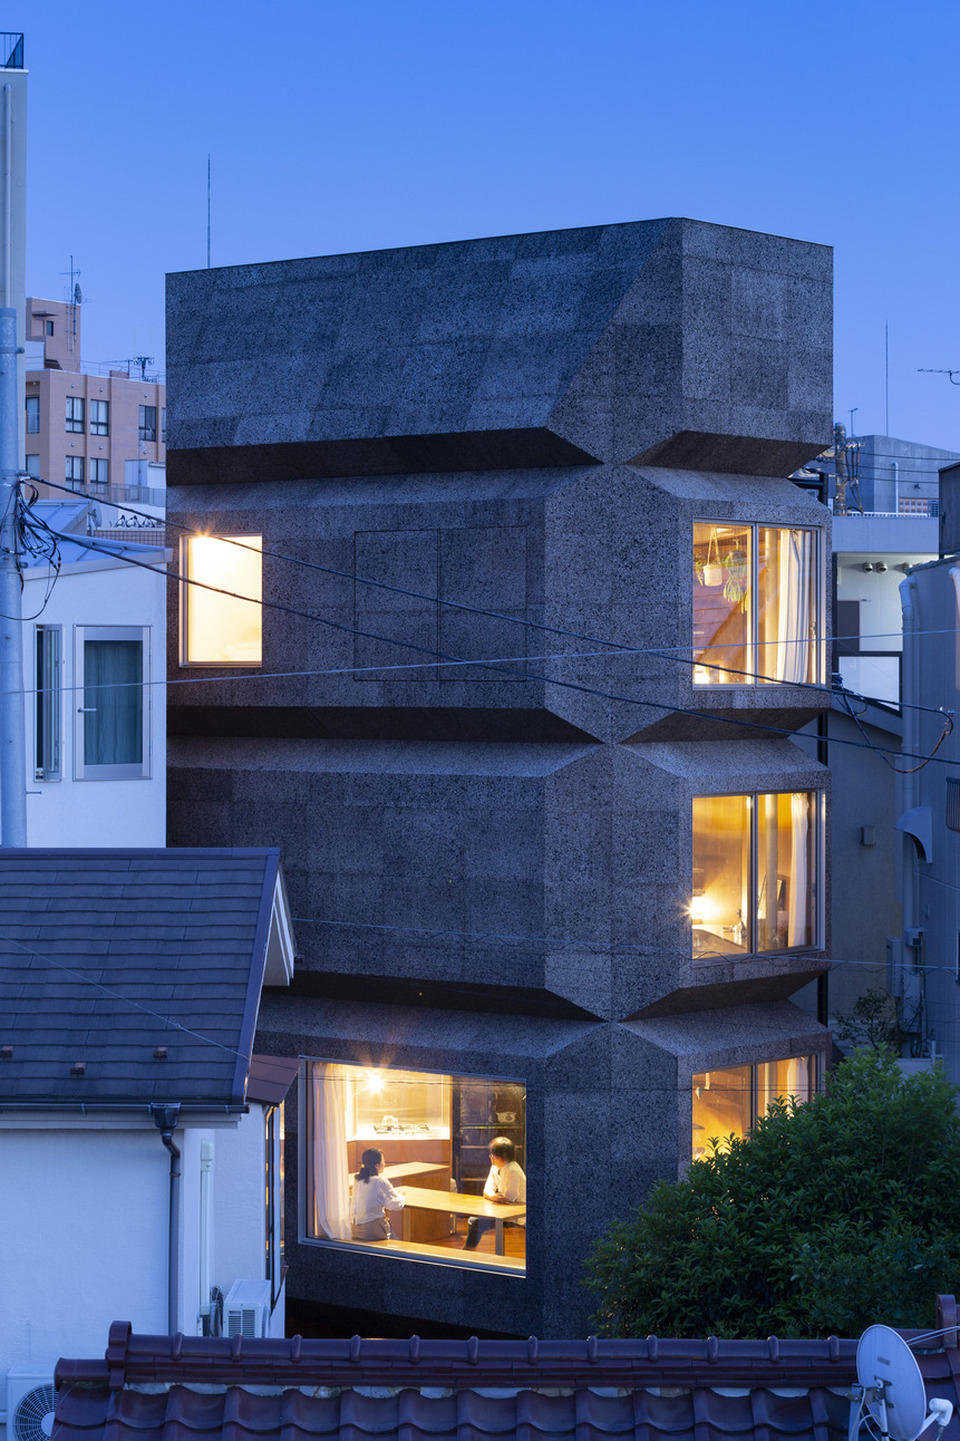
[73,624,151,781]
[65,396,85,434]
[65,456,85,489]
[25,394,39,433]
[88,457,109,490]
[691,789,824,959]
[180,533,263,667]
[692,520,823,687]
[35,624,62,781]
[90,398,109,436]
[691,1053,821,1160]
[298,1057,527,1277]
[138,404,157,443]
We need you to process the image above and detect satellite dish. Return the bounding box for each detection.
[854,1325,953,1441]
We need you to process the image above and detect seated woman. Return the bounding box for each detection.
[350,1147,404,1241]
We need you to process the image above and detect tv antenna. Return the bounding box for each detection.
[849,1324,953,1441]
[919,369,960,387]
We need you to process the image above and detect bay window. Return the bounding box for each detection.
[303,1060,525,1272]
[693,522,820,685]
[692,1055,816,1158]
[182,535,262,665]
[691,791,819,956]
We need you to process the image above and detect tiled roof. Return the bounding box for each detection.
[54,1314,960,1441]
[0,849,283,1109]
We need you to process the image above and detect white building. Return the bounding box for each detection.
[0,848,297,1441]
[21,501,168,846]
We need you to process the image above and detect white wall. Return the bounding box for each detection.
[0,1108,278,1416]
[22,553,167,846]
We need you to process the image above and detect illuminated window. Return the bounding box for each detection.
[691,791,819,957]
[692,522,820,685]
[303,1060,526,1272]
[692,1055,815,1158]
[182,535,262,665]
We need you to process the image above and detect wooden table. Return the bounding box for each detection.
[351,1163,451,1243]
[394,1187,525,1256]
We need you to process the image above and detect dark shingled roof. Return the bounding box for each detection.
[52,1316,960,1441]
[0,849,284,1109]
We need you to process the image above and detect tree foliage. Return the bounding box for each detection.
[585,1051,960,1338]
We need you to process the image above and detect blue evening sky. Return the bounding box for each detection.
[21,0,960,452]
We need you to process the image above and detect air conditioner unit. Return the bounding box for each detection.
[6,1374,56,1441]
[224,1279,271,1339]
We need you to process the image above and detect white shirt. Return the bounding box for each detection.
[351,1173,404,1225]
[482,1159,526,1205]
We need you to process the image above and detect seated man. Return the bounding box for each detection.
[463,1136,526,1249]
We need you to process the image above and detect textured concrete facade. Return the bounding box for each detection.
[166,218,836,1336]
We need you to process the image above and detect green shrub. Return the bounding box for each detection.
[584,1050,960,1337]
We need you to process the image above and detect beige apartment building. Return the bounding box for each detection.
[23,296,165,522]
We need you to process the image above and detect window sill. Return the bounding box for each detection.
[301,1235,525,1277]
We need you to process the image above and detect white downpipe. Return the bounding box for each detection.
[199,1138,213,1330]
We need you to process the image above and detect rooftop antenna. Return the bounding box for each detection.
[59,255,82,355]
[918,368,960,386]
[885,321,890,434]
[849,1324,953,1441]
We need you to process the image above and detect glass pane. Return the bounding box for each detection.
[757,527,818,684]
[36,627,61,777]
[692,1065,752,1158]
[307,1061,525,1268]
[756,792,816,950]
[186,535,262,663]
[693,523,752,684]
[692,794,751,956]
[83,640,143,765]
[757,1055,812,1118]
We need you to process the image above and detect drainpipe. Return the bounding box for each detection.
[899,577,919,981]
[199,1138,213,1334]
[152,1105,181,1334]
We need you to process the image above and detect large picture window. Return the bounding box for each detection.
[693,523,820,685]
[692,1055,816,1159]
[303,1061,526,1273]
[75,626,150,779]
[182,535,262,665]
[691,792,819,956]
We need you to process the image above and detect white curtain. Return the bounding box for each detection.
[787,792,810,946]
[775,530,813,683]
[307,1062,351,1241]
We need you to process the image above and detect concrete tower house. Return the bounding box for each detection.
[165,217,834,1336]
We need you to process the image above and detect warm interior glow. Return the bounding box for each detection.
[185,534,262,664]
[692,1056,813,1160]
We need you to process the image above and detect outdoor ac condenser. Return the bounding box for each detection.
[223,1279,272,1338]
[6,1374,56,1441]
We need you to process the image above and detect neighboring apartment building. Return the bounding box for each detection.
[165,218,836,1337]
[23,296,165,528]
[21,500,168,846]
[892,460,960,1082]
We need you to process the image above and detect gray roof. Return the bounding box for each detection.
[167,217,832,482]
[0,849,284,1110]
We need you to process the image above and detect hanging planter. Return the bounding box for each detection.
[700,528,724,587]
[723,548,749,610]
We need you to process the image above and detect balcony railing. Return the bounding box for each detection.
[63,482,166,510]
[1,34,23,69]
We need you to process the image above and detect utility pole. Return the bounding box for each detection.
[834,421,848,515]
[0,306,25,846]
